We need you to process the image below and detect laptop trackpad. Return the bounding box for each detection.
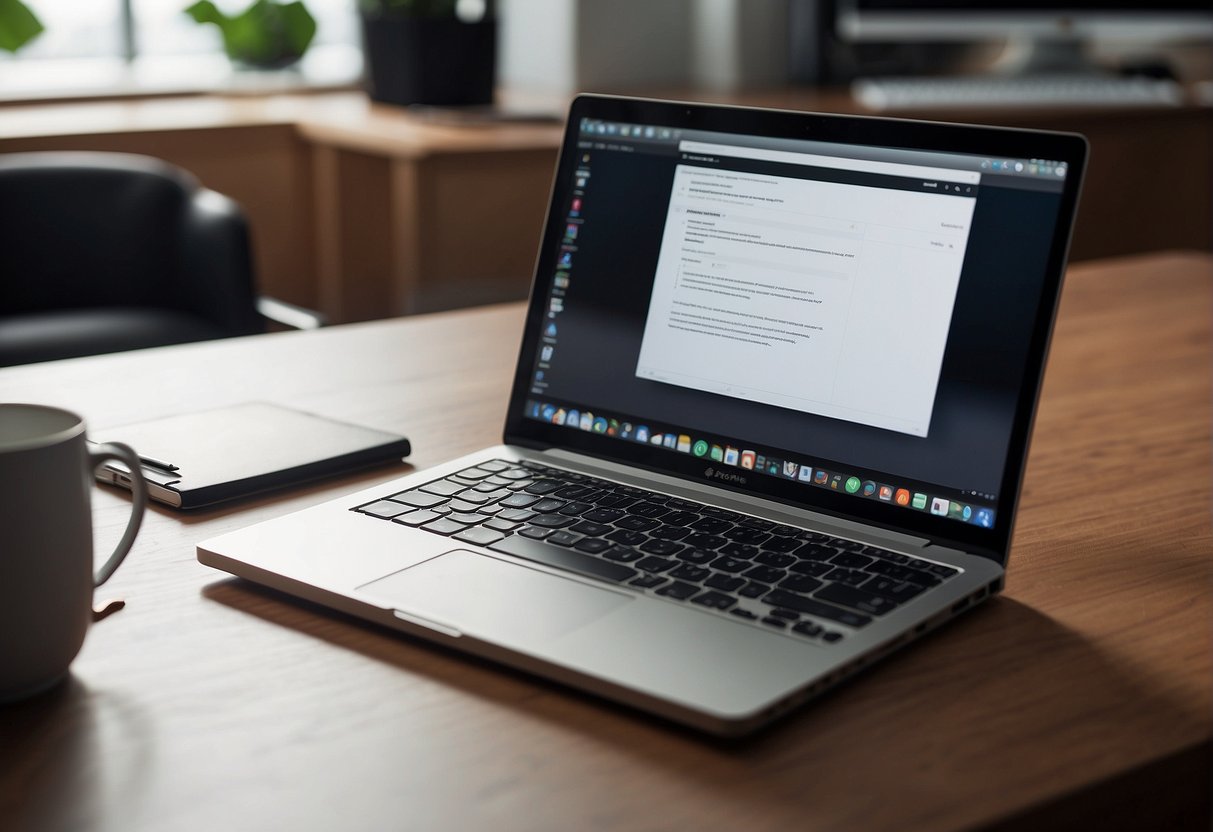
[358,549,633,643]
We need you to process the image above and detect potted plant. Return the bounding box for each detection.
[0,0,43,53]
[358,0,497,107]
[185,0,316,69]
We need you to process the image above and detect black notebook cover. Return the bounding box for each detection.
[95,402,411,509]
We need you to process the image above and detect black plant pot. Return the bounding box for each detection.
[360,14,497,107]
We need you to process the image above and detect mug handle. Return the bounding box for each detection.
[88,441,148,588]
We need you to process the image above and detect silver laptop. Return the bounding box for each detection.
[199,95,1087,737]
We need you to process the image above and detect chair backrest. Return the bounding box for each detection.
[0,151,262,335]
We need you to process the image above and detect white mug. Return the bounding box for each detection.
[0,403,148,703]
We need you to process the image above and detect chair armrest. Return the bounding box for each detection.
[255,296,327,331]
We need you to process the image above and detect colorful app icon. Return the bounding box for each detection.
[677,435,692,453]
[709,445,724,462]
[566,410,579,427]
[814,470,829,485]
[527,401,540,418]
[798,465,813,482]
[878,485,893,501]
[544,323,557,338]
[571,198,582,213]
[862,480,877,497]
[767,460,781,476]
[592,417,608,433]
[912,492,928,510]
[579,412,593,431]
[895,488,911,506]
[930,497,949,516]
[552,408,566,425]
[635,425,649,443]
[948,501,967,520]
[553,274,569,289]
[783,461,799,479]
[830,474,842,489]
[845,476,861,494]
[723,446,739,466]
[755,455,766,471]
[663,434,676,449]
[650,433,664,446]
[560,252,573,267]
[975,508,994,527]
[962,504,973,521]
[740,450,756,470]
[619,422,633,440]
[541,404,556,422]
[565,223,578,239]
[607,419,619,437]
[540,345,553,362]
[692,439,709,457]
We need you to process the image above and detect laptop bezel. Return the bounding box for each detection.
[503,94,1088,566]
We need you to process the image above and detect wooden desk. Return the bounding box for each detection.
[1,251,1208,832]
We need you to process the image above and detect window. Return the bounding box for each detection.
[0,0,360,98]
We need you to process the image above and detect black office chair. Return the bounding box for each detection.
[0,151,323,367]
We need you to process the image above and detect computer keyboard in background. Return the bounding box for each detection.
[853,75,1185,110]
[353,459,962,645]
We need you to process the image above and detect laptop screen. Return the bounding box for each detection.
[505,96,1086,562]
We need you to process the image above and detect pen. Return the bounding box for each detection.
[88,441,179,473]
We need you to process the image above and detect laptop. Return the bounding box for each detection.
[199,95,1087,737]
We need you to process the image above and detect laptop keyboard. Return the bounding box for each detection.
[353,459,961,644]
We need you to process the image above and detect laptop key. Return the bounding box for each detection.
[755,551,795,568]
[606,529,647,546]
[691,591,736,611]
[393,491,448,509]
[677,548,717,565]
[518,526,553,540]
[499,492,541,508]
[649,525,691,541]
[422,518,470,536]
[656,581,698,601]
[762,590,872,628]
[789,559,832,577]
[761,617,788,630]
[705,573,745,592]
[604,546,643,563]
[453,527,506,547]
[456,467,494,480]
[815,583,899,616]
[630,502,670,519]
[779,574,823,594]
[523,480,564,495]
[447,512,487,525]
[638,540,684,556]
[483,517,521,532]
[823,567,870,587]
[831,552,874,569]
[861,576,926,603]
[581,508,625,523]
[635,555,677,573]
[792,621,824,638]
[661,511,699,526]
[496,508,536,522]
[629,574,667,589]
[739,582,770,598]
[729,608,758,620]
[392,509,443,526]
[547,531,583,547]
[574,538,611,555]
[690,516,731,534]
[359,500,414,519]
[724,527,771,546]
[421,480,467,497]
[711,555,750,574]
[743,565,786,584]
[669,564,710,582]
[615,516,660,532]
[684,533,728,550]
[762,536,803,554]
[528,513,576,529]
[489,536,638,584]
[570,520,612,537]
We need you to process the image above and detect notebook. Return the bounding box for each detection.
[199,95,1087,736]
[95,402,410,508]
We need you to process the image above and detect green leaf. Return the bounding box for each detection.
[184,0,316,67]
[0,0,45,54]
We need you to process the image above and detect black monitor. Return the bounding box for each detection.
[836,1,1213,74]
